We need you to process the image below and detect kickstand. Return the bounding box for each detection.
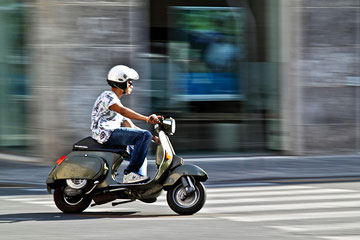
[112,199,135,206]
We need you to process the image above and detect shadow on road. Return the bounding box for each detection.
[0,211,180,223]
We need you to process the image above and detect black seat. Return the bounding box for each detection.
[73,137,129,156]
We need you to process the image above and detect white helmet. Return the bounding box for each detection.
[107,65,139,90]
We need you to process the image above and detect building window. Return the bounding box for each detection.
[148,0,280,154]
[0,1,29,151]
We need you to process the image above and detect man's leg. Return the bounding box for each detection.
[125,131,151,174]
[106,128,152,175]
[138,157,148,176]
[128,146,148,176]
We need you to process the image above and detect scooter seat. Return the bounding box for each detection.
[73,137,129,157]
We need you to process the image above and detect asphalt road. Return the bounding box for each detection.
[1,181,360,240]
[1,155,360,239]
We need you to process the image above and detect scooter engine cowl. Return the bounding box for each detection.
[50,154,107,180]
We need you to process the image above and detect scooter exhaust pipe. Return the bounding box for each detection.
[92,193,118,206]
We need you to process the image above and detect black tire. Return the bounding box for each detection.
[53,188,92,213]
[167,181,206,215]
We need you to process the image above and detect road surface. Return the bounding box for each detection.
[1,181,360,240]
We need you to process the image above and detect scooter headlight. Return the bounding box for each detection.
[162,118,176,135]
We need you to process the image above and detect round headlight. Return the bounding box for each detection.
[171,119,176,135]
[162,118,176,135]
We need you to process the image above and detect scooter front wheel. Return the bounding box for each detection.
[167,181,206,215]
[53,188,92,213]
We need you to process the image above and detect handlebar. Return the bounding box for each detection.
[150,115,164,124]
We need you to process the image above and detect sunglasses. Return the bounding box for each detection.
[127,80,133,87]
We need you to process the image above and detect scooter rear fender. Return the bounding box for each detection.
[163,164,208,188]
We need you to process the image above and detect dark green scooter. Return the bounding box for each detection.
[46,118,208,215]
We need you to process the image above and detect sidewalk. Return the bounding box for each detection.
[0,154,360,186]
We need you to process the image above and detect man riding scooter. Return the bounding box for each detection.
[91,65,160,184]
[46,64,208,214]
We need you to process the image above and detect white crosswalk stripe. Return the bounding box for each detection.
[204,200,360,213]
[318,237,360,240]
[271,222,360,232]
[0,194,134,211]
[204,185,317,192]
[0,195,56,207]
[153,186,358,206]
[221,211,360,222]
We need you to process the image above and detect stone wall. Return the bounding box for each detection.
[300,0,360,153]
[29,0,149,160]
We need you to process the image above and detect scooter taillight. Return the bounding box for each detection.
[56,156,67,165]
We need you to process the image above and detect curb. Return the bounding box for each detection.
[0,153,42,163]
[0,181,43,188]
[1,152,360,164]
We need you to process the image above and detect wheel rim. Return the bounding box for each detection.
[63,193,84,206]
[172,184,200,208]
[66,179,87,189]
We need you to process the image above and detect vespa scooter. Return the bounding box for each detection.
[46,118,208,215]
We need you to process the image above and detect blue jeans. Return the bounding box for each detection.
[105,128,152,175]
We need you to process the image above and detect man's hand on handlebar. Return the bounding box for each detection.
[146,114,162,124]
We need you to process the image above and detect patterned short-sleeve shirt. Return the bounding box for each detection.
[91,91,124,143]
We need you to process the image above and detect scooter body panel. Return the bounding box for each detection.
[48,151,122,182]
[163,164,208,187]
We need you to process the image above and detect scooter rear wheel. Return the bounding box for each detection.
[167,181,206,215]
[54,188,92,213]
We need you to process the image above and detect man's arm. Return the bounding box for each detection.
[109,102,158,124]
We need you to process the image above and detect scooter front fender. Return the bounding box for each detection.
[163,164,208,188]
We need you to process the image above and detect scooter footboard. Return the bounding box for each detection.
[163,164,208,188]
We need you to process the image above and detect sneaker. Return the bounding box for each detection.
[123,172,149,184]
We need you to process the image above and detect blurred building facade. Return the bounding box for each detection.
[0,0,359,159]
